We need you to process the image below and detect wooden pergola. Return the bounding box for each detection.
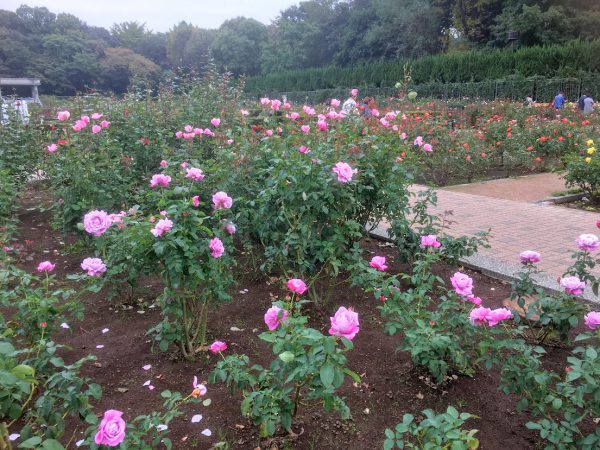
[0,78,41,104]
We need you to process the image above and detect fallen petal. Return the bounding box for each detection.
[143,380,151,386]
[76,439,85,447]
[149,385,155,390]
[102,328,109,333]
[201,429,212,437]
[60,322,70,329]
[142,364,152,371]
[191,414,203,423]
[157,424,168,432]
[96,344,104,349]
[8,434,20,441]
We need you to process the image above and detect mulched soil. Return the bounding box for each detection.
[6,185,587,450]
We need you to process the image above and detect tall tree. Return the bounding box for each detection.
[211,17,266,75]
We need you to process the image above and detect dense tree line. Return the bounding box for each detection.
[1,1,599,95]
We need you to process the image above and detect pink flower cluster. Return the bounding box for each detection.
[150,174,171,188]
[584,311,600,330]
[264,305,289,330]
[209,237,224,258]
[287,278,307,294]
[95,410,126,446]
[560,276,585,296]
[421,234,441,248]
[212,191,232,210]
[519,250,541,264]
[329,306,359,340]
[81,257,107,276]
[576,234,600,252]
[185,167,205,182]
[209,341,227,353]
[37,261,55,273]
[469,307,513,327]
[83,210,112,237]
[369,256,388,271]
[332,162,357,183]
[151,218,173,237]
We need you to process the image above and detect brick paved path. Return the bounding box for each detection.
[442,172,567,202]
[411,185,600,278]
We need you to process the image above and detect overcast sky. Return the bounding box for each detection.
[3,0,301,31]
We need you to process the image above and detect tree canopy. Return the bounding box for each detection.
[0,1,599,95]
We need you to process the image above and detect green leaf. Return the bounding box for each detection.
[342,368,361,384]
[18,437,42,448]
[42,439,65,450]
[320,363,334,388]
[278,351,295,363]
[11,364,35,380]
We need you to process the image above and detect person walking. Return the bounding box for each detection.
[583,96,594,114]
[552,91,565,110]
[578,93,587,112]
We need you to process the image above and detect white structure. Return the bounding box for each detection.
[0,78,42,104]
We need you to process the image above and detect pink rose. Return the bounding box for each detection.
[469,296,483,306]
[298,145,310,154]
[317,120,328,131]
[331,99,340,107]
[175,131,183,138]
[451,272,474,297]
[287,278,307,294]
[264,306,289,331]
[211,118,221,127]
[369,256,387,271]
[260,97,270,106]
[194,127,203,135]
[185,167,205,181]
[81,115,90,124]
[83,210,112,237]
[47,144,57,153]
[209,340,227,353]
[519,250,541,264]
[94,410,126,447]
[300,125,310,134]
[423,143,433,152]
[212,191,232,209]
[91,113,103,120]
[92,125,101,134]
[223,222,236,235]
[271,99,282,110]
[560,276,585,296]
[150,218,173,237]
[290,112,299,121]
[328,306,359,340]
[100,120,110,128]
[57,110,70,121]
[37,261,55,272]
[192,196,200,207]
[265,129,273,136]
[576,234,600,252]
[185,125,193,133]
[486,308,513,327]
[81,257,107,276]
[414,136,424,146]
[160,160,167,167]
[469,307,491,326]
[150,174,171,188]
[584,311,600,330]
[421,235,441,248]
[332,162,357,183]
[209,237,224,258]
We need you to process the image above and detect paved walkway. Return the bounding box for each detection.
[372,174,600,301]
[442,172,568,202]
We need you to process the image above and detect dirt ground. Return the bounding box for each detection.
[6,186,587,450]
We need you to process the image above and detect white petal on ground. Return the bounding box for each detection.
[201,429,212,437]
[156,424,168,431]
[102,328,109,333]
[60,322,70,329]
[8,434,20,441]
[142,364,152,371]
[96,344,104,349]
[76,439,85,447]
[191,414,203,423]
